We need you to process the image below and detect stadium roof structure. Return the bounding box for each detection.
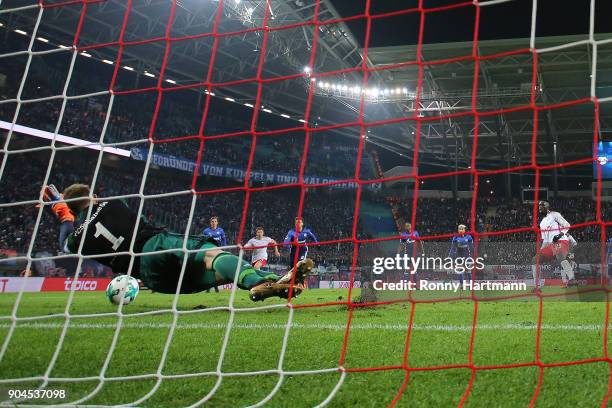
[1,0,364,124]
[2,1,611,174]
[361,34,612,171]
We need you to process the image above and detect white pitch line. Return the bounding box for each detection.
[0,322,607,331]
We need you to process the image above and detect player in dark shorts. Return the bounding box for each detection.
[44,184,313,301]
[397,222,424,288]
[449,224,474,286]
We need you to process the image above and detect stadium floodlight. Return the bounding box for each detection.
[123,65,134,71]
[102,59,113,65]
[80,51,92,57]
[342,85,348,91]
[281,114,290,118]
[225,97,235,102]
[165,79,176,84]
[36,37,49,43]
[244,103,254,108]
[371,88,379,96]
[144,71,155,78]
[303,66,311,73]
[395,88,401,94]
[14,29,27,35]
[0,22,4,27]
[403,88,408,94]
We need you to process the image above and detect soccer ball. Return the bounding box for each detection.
[106,275,140,305]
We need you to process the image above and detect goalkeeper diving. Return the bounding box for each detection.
[43,183,313,301]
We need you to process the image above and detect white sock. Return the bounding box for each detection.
[559,266,568,283]
[561,260,575,281]
[531,264,539,287]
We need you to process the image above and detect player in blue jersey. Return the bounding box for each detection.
[202,216,227,293]
[202,216,227,246]
[397,222,424,287]
[281,218,317,285]
[449,224,474,286]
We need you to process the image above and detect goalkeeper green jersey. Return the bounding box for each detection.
[64,200,161,275]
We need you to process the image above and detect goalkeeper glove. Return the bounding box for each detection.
[43,184,75,223]
[552,233,564,243]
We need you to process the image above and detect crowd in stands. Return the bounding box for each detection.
[0,55,367,183]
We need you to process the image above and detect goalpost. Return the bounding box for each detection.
[0,0,610,406]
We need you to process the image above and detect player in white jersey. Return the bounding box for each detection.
[244,227,281,270]
[531,201,577,289]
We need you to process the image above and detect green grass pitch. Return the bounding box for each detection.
[0,288,610,407]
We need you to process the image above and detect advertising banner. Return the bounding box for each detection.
[319,280,361,289]
[0,277,45,293]
[41,278,112,292]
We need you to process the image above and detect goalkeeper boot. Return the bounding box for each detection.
[277,258,314,285]
[249,281,302,302]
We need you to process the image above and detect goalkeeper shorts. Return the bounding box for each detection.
[139,231,219,294]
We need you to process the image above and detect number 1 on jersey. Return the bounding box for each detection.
[94,222,125,251]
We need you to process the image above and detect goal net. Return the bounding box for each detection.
[0,0,611,406]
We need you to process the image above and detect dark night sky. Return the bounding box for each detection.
[330,0,612,48]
